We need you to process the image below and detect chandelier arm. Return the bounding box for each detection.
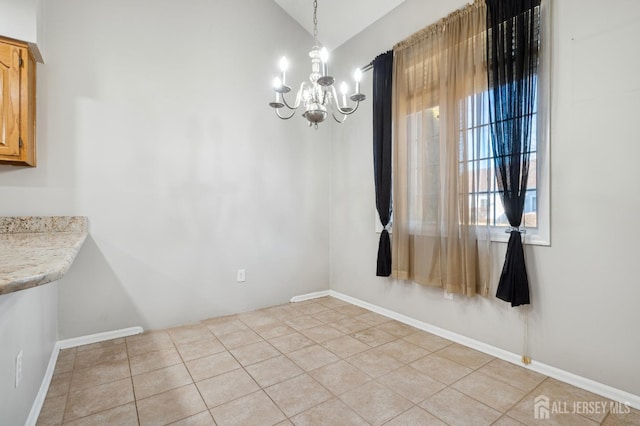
[275,108,296,120]
[281,82,306,110]
[342,100,361,115]
[280,92,297,111]
[331,112,348,124]
[329,85,361,116]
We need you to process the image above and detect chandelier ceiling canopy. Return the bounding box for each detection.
[269,0,366,129]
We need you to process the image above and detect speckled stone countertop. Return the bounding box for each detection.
[0,216,88,295]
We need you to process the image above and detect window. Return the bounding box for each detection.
[397,83,548,246]
[407,106,440,235]
[385,0,550,247]
[486,0,550,246]
[466,87,540,231]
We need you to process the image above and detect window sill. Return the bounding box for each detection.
[489,229,550,246]
[374,227,550,246]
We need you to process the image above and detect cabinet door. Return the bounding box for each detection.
[0,43,22,158]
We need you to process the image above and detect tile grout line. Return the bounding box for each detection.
[198,318,290,423]
[45,301,465,425]
[60,343,135,425]
[38,297,635,426]
[60,349,77,425]
[124,337,142,426]
[234,314,329,423]
[234,305,380,423]
[327,291,640,411]
[167,328,215,424]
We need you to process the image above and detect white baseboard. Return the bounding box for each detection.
[57,326,144,349]
[290,290,330,303]
[26,326,144,426]
[292,289,640,410]
[527,360,640,411]
[25,341,62,426]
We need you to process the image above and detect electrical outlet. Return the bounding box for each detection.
[236,269,246,282]
[444,290,454,300]
[15,350,23,388]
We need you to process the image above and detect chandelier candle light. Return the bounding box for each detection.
[269,0,366,128]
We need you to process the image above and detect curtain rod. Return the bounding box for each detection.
[361,49,393,73]
[360,61,373,73]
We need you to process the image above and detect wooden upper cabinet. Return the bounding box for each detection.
[0,37,36,166]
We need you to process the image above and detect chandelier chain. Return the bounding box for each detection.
[312,0,318,43]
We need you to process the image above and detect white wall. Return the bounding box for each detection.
[0,0,37,42]
[0,283,57,426]
[0,0,331,337]
[330,0,640,396]
[0,0,45,61]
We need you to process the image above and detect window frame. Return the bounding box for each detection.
[489,0,550,246]
[375,0,550,247]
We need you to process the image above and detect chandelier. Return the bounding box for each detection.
[268,0,366,129]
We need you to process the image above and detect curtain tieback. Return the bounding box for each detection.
[505,227,526,234]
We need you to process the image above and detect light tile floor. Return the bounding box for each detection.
[37,296,639,425]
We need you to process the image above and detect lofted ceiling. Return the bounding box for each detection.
[273,0,407,50]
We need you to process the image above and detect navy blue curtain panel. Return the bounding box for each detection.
[486,0,540,306]
[372,51,394,277]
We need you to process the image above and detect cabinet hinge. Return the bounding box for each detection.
[19,56,24,68]
[19,137,23,149]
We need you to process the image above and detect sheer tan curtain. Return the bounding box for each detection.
[392,1,491,296]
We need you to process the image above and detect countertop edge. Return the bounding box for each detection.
[0,216,89,296]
